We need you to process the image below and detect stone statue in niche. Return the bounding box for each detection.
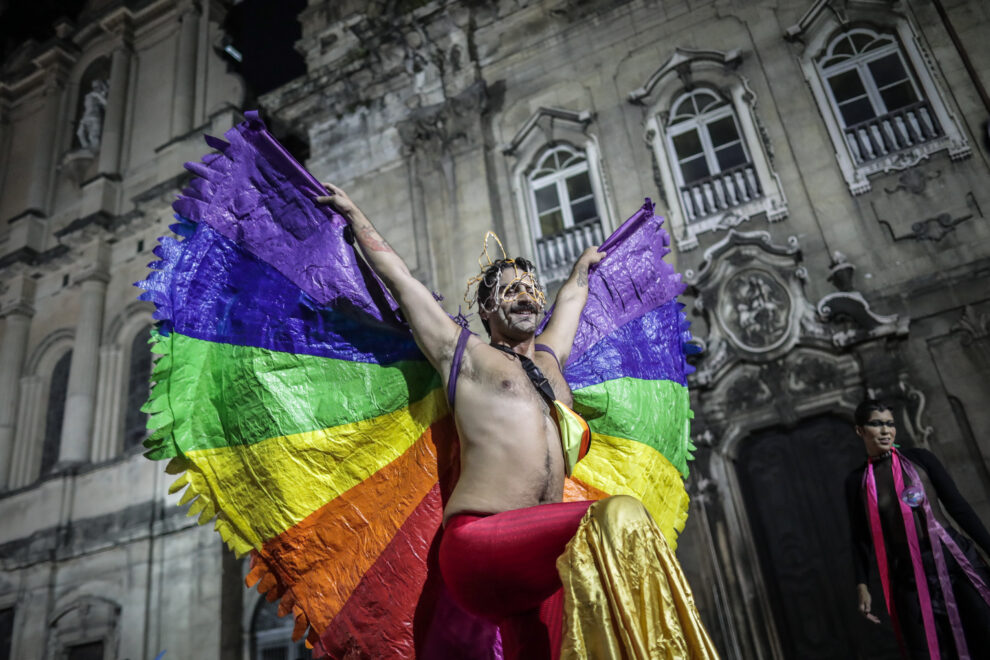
[76,79,109,151]
[721,270,790,349]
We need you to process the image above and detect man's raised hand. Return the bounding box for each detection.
[317,182,359,218]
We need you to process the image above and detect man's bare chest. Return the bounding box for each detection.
[461,351,571,408]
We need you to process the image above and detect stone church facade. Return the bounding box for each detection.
[1,0,989,659]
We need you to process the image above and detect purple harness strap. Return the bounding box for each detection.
[447,327,473,410]
[534,343,561,371]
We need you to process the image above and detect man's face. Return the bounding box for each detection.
[483,266,543,339]
[856,409,897,458]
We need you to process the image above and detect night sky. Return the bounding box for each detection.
[0,0,307,98]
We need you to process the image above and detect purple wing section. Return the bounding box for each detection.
[541,200,686,366]
[565,301,691,390]
[172,111,401,326]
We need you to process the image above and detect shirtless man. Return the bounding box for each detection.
[318,183,602,652]
[317,184,721,660]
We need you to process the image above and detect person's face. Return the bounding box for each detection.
[482,266,543,339]
[856,409,897,458]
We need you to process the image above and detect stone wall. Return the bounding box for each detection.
[1,0,988,657]
[261,0,990,656]
[0,1,245,658]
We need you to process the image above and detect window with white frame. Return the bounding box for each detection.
[818,29,939,167]
[526,144,605,283]
[665,88,761,223]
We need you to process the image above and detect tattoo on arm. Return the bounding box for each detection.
[576,266,588,288]
[355,222,395,254]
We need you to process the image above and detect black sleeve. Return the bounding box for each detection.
[908,447,990,556]
[845,467,872,585]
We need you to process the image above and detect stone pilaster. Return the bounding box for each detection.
[25,47,73,216]
[9,375,44,488]
[58,241,111,467]
[0,89,11,211]
[0,276,35,489]
[171,3,200,137]
[98,46,132,176]
[91,344,124,462]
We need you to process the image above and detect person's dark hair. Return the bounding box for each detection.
[477,257,539,336]
[855,398,892,426]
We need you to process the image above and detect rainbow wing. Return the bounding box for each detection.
[138,113,694,657]
[137,112,497,658]
[555,201,696,547]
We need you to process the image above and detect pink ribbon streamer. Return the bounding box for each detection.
[900,458,990,659]
[864,459,909,657]
[863,452,936,658]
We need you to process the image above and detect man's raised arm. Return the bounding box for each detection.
[317,183,460,369]
[537,246,605,366]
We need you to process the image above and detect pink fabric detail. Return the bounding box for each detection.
[863,462,903,650]
[901,458,990,659]
[891,451,940,660]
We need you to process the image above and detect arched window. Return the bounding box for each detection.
[666,88,760,222]
[40,351,72,475]
[818,29,938,165]
[528,145,600,237]
[526,144,605,283]
[123,324,152,449]
[252,599,311,660]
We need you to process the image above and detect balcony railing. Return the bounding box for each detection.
[843,100,942,165]
[536,220,605,285]
[679,162,762,223]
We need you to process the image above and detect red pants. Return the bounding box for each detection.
[439,500,594,660]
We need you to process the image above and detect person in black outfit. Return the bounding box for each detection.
[845,399,990,658]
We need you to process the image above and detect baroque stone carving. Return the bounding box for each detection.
[816,290,908,347]
[883,168,941,195]
[721,269,791,351]
[76,79,109,151]
[726,371,773,410]
[786,355,842,394]
[874,192,983,243]
[899,375,935,445]
[397,79,488,156]
[951,305,990,346]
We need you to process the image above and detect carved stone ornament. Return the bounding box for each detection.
[720,269,791,351]
[786,353,843,395]
[951,304,990,346]
[726,370,773,410]
[899,375,935,445]
[685,230,825,372]
[816,290,908,347]
[397,79,488,156]
[873,191,983,243]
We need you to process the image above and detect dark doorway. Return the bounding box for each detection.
[737,415,899,659]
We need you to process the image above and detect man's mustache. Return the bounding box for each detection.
[510,301,540,313]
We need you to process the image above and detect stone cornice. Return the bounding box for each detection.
[502,107,593,157]
[628,47,743,104]
[0,245,71,274]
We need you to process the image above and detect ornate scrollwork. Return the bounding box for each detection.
[951,305,990,346]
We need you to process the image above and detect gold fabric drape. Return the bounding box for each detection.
[557,496,719,659]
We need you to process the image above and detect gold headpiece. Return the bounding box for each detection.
[463,231,546,313]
